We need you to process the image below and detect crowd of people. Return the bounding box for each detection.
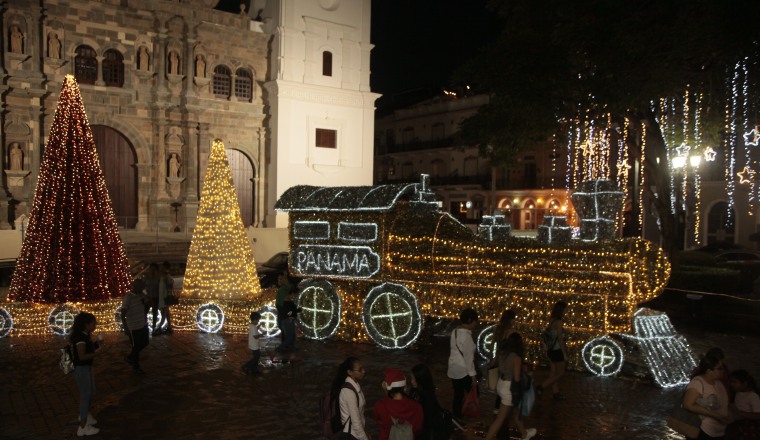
[64,272,760,439]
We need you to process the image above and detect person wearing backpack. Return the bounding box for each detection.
[373,368,423,440]
[484,332,537,440]
[331,356,369,440]
[537,301,568,401]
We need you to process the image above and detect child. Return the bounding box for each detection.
[373,368,424,440]
[727,369,760,439]
[241,312,263,375]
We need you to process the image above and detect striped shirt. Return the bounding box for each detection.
[121,292,147,330]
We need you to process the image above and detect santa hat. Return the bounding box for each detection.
[383,368,407,389]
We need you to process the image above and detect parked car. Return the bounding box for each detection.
[714,250,760,264]
[256,251,289,288]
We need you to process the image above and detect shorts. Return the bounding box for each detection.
[496,378,513,406]
[548,348,565,363]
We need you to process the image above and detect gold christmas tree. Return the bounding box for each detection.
[182,139,261,299]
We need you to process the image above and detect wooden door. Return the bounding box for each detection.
[91,125,137,228]
[226,149,255,227]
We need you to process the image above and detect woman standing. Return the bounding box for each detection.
[538,301,568,400]
[331,357,369,440]
[491,310,517,411]
[447,308,478,423]
[683,353,730,439]
[484,333,537,440]
[70,312,104,437]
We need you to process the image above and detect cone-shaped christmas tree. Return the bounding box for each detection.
[9,75,131,303]
[182,139,261,299]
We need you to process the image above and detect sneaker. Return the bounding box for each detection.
[523,428,537,440]
[78,414,97,425]
[77,424,99,436]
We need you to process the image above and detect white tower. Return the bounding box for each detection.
[262,0,380,226]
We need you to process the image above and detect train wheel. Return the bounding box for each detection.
[47,304,79,336]
[258,305,281,337]
[296,279,341,340]
[0,308,13,337]
[581,336,624,376]
[477,325,497,360]
[362,282,422,349]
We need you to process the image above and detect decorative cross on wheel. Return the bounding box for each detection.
[362,282,422,349]
[296,279,341,340]
[195,303,225,333]
[581,336,624,377]
[258,305,280,337]
[48,305,79,336]
[0,308,13,338]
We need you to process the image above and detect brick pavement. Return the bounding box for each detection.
[1,315,758,440]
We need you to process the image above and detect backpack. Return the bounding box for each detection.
[540,324,556,352]
[388,417,414,440]
[60,345,74,374]
[320,382,359,438]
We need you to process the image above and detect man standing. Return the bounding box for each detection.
[121,279,149,374]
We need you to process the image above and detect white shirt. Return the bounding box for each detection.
[687,376,729,437]
[340,376,368,440]
[735,391,760,413]
[447,327,477,380]
[248,324,262,350]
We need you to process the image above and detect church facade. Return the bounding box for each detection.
[0,0,377,237]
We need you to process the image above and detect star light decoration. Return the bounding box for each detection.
[743,126,760,146]
[738,166,756,184]
[675,142,692,157]
[703,147,717,162]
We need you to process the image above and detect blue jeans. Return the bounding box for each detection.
[277,318,296,352]
[74,365,95,423]
[242,349,261,372]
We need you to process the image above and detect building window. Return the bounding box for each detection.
[234,68,252,101]
[102,49,124,87]
[213,65,231,98]
[74,45,98,85]
[402,127,415,144]
[322,51,333,76]
[316,128,337,149]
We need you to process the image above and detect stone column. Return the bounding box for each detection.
[255,127,266,227]
[155,120,169,199]
[156,31,169,96]
[185,27,197,98]
[95,56,105,86]
[134,163,152,231]
[186,122,199,200]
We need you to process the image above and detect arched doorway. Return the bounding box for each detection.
[226,149,255,227]
[706,202,735,244]
[91,125,137,228]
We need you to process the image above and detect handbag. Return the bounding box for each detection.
[461,381,480,418]
[60,345,74,374]
[485,367,499,391]
[666,381,703,439]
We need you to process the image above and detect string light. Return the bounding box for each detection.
[182,139,262,300]
[276,175,670,373]
[9,75,131,303]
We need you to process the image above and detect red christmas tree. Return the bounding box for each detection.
[9,75,130,303]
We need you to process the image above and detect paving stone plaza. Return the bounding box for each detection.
[1,311,759,440]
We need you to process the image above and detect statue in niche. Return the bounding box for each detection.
[195,55,205,78]
[169,51,180,75]
[9,143,23,170]
[48,32,61,59]
[10,26,23,54]
[138,46,150,71]
[169,153,181,178]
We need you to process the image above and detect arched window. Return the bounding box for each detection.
[234,68,252,101]
[322,51,333,76]
[102,49,124,87]
[213,65,231,98]
[75,45,98,85]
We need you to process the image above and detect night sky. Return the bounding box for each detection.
[215,0,499,111]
